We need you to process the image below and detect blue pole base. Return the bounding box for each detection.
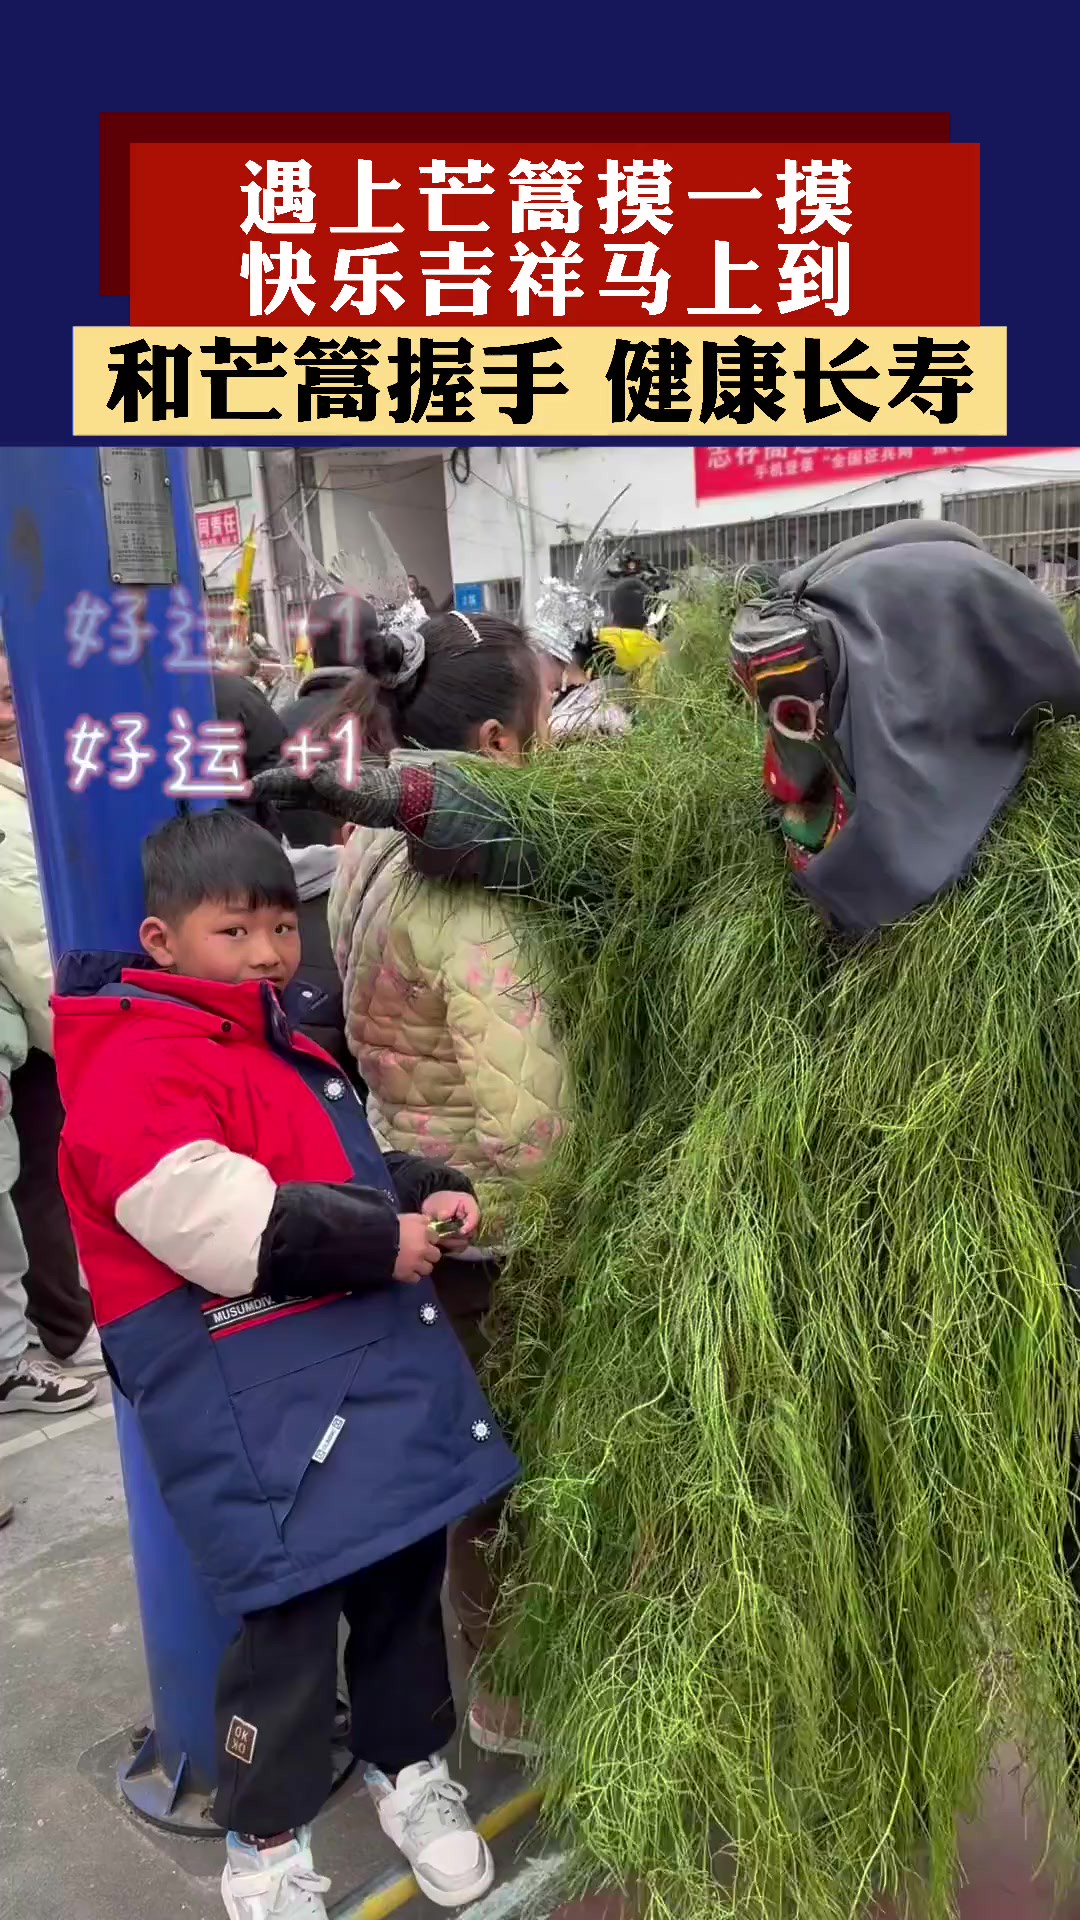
[117,1714,358,1838]
[113,1387,236,1794]
[118,1725,214,1836]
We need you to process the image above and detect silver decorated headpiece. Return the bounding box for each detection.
[294,509,434,689]
[532,576,602,664]
[530,487,634,664]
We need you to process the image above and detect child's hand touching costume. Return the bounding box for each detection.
[394,1214,443,1284]
[421,1192,480,1254]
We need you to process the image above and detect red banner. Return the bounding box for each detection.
[694,445,1047,501]
[129,141,979,330]
[195,503,242,549]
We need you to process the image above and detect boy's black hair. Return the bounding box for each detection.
[142,808,299,921]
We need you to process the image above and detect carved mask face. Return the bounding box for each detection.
[729,601,853,870]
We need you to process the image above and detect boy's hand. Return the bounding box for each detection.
[394,1214,443,1285]
[421,1191,480,1254]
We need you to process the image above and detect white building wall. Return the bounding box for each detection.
[445,446,1080,589]
[441,450,533,584]
[308,450,453,605]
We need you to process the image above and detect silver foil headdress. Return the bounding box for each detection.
[530,488,634,664]
[532,577,602,664]
[291,507,433,688]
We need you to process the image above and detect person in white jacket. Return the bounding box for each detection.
[0,714,52,1055]
[0,652,103,1379]
[0,974,95,1415]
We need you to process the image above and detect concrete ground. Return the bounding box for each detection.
[0,1386,531,1920]
[5,1389,1080,1920]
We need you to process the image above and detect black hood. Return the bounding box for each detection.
[779,520,1080,936]
[54,951,154,996]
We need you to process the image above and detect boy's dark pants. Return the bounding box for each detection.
[213,1531,454,1836]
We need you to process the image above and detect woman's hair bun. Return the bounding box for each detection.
[307,591,382,672]
[362,624,407,689]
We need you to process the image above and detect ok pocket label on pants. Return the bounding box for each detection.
[225,1716,258,1765]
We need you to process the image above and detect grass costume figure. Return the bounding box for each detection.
[257,521,1080,1920]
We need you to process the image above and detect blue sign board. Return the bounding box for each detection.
[0,447,217,957]
[455,582,485,615]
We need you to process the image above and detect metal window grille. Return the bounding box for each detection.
[204,586,268,650]
[188,447,252,509]
[942,482,1080,596]
[550,502,921,614]
[486,578,522,620]
[204,590,234,648]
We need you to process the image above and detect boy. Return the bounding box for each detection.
[52,810,519,1920]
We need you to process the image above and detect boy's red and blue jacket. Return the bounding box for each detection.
[52,958,518,1615]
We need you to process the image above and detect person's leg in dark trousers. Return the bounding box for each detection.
[10,1050,93,1361]
[437,1267,531,1757]
[343,1531,455,1772]
[434,1259,512,1663]
[448,1495,507,1662]
[213,1581,343,1836]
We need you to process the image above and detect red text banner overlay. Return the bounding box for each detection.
[129,143,979,333]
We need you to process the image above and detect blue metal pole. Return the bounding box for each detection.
[0,447,237,1830]
[112,1391,238,1825]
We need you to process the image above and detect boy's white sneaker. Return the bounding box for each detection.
[221,1830,330,1920]
[367,1757,494,1908]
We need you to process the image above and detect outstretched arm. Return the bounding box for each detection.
[253,760,538,893]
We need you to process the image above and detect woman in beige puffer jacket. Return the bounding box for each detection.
[327,614,567,1185]
[325,613,567,1743]
[330,828,565,1181]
